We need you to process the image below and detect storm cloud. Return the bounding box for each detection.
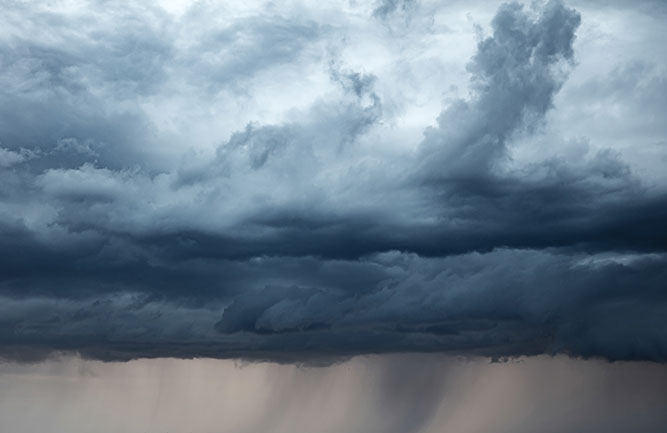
[0,0,666,363]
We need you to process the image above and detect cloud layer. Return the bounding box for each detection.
[0,0,666,362]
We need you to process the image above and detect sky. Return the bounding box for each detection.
[0,0,666,430]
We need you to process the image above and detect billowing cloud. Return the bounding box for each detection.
[0,0,665,363]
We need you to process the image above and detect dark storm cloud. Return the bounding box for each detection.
[1,250,666,362]
[0,0,666,363]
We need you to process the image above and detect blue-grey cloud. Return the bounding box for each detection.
[0,0,665,363]
[373,0,418,19]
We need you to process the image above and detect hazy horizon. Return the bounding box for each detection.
[2,354,667,433]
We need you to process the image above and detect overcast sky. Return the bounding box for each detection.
[0,0,666,365]
[2,0,667,431]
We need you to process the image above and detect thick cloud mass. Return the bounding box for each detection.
[0,0,666,362]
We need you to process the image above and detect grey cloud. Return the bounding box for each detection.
[0,3,172,96]
[0,27,165,172]
[0,147,29,168]
[0,1,666,363]
[183,14,323,92]
[574,0,667,15]
[560,61,667,141]
[0,1,324,173]
[420,0,581,176]
[329,66,378,99]
[373,0,418,19]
